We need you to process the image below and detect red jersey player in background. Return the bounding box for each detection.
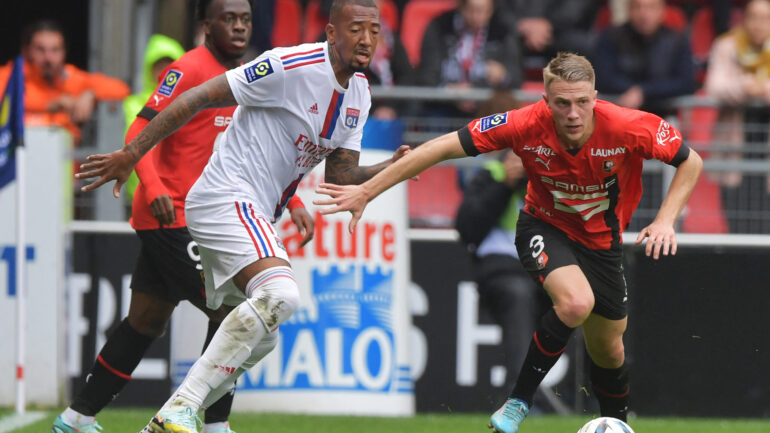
[53,1,313,433]
[316,52,702,433]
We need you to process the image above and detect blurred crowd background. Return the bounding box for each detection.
[2,0,770,234]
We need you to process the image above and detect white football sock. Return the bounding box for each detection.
[61,407,94,427]
[167,300,267,410]
[166,267,297,412]
[201,331,278,410]
[202,421,229,433]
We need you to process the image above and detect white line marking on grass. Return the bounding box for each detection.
[0,411,47,433]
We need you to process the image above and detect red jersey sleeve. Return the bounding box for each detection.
[125,116,170,204]
[458,111,517,156]
[631,113,689,165]
[129,60,199,204]
[138,62,199,120]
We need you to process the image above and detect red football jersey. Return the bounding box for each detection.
[461,99,687,250]
[129,46,232,230]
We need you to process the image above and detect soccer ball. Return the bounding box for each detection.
[577,417,635,433]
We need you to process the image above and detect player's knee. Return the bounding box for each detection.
[246,266,300,330]
[556,297,594,327]
[128,314,169,338]
[591,340,625,368]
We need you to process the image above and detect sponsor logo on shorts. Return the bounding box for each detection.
[479,112,508,132]
[244,59,274,83]
[275,236,287,252]
[158,69,183,96]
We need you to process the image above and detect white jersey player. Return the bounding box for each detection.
[188,41,373,310]
[76,1,408,432]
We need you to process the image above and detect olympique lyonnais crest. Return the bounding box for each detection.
[345,108,360,128]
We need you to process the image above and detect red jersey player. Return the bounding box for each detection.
[54,1,311,433]
[316,53,702,433]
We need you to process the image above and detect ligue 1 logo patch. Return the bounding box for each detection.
[479,112,508,132]
[245,59,274,83]
[345,107,360,128]
[158,69,183,97]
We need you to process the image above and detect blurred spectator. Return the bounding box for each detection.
[417,0,522,116]
[455,91,545,398]
[364,0,415,119]
[593,0,694,115]
[503,0,599,59]
[0,19,130,143]
[122,34,186,205]
[706,0,770,233]
[418,0,522,90]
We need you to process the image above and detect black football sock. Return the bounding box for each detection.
[203,320,235,424]
[71,318,154,416]
[591,361,630,422]
[509,309,575,407]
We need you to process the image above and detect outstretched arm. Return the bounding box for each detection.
[324,145,411,185]
[76,74,237,196]
[635,149,703,259]
[315,131,468,232]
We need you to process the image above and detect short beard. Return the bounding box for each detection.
[349,62,367,73]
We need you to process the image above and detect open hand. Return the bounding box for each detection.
[635,220,677,260]
[75,148,138,197]
[314,182,369,233]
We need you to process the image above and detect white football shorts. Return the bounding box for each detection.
[185,199,291,309]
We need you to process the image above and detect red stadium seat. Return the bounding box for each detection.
[594,5,687,31]
[400,0,456,67]
[272,0,302,48]
[302,0,327,43]
[408,165,463,227]
[379,0,400,31]
[691,6,745,62]
[679,91,728,233]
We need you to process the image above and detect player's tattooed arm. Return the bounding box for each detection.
[125,74,236,159]
[324,146,411,185]
[77,74,237,195]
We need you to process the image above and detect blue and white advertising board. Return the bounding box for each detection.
[171,125,414,415]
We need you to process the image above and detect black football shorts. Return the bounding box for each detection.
[131,227,206,305]
[514,211,628,320]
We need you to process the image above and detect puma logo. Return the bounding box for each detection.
[536,157,551,170]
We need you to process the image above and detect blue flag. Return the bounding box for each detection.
[0,55,25,190]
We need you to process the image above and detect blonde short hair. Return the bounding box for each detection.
[543,52,595,90]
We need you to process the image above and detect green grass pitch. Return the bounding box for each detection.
[5,409,770,433]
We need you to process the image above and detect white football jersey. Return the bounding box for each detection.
[187,42,371,221]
